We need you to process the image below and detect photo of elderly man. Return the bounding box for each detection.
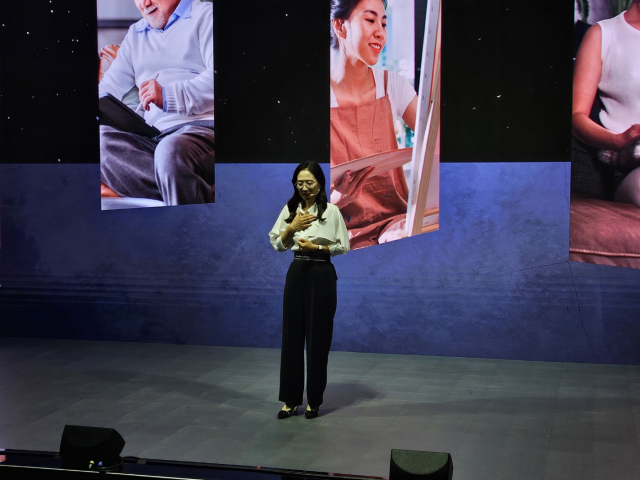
[98,0,214,209]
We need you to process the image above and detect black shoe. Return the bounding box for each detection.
[304,406,319,419]
[277,405,297,419]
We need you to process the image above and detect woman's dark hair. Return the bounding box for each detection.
[285,161,328,223]
[330,0,388,49]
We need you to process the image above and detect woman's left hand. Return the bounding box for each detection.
[297,238,317,252]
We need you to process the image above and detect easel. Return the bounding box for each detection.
[406,0,441,236]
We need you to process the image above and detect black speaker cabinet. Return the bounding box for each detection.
[389,449,453,480]
[59,425,125,471]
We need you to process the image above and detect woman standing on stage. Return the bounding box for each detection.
[269,162,350,419]
[330,0,418,249]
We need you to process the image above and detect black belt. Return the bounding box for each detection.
[294,251,331,262]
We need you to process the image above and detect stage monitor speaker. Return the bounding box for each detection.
[59,425,125,471]
[389,449,453,480]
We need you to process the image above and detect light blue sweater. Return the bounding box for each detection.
[99,0,213,132]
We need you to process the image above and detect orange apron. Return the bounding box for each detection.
[330,70,409,250]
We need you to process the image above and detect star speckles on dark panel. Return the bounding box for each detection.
[441,0,574,162]
[0,1,98,163]
[214,1,330,164]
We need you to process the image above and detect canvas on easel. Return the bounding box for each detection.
[376,0,441,244]
[406,0,441,237]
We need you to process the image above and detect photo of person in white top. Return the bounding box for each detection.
[99,0,214,207]
[269,161,350,419]
[573,0,640,206]
[329,0,420,250]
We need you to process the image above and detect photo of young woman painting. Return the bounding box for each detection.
[329,0,440,250]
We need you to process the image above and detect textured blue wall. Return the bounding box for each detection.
[1,162,639,364]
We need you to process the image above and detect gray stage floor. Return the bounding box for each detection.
[1,338,640,480]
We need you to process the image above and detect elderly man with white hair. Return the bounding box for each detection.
[99,0,214,205]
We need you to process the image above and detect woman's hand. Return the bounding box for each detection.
[297,238,317,252]
[289,211,316,233]
[280,212,315,248]
[331,167,375,207]
[618,124,640,149]
[599,125,640,173]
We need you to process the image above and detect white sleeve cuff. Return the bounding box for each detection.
[274,235,288,252]
[328,243,344,256]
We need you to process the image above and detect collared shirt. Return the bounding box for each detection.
[99,0,213,131]
[134,0,194,33]
[269,203,350,257]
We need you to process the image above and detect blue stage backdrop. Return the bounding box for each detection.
[1,162,640,364]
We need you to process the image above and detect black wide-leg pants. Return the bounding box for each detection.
[279,259,337,407]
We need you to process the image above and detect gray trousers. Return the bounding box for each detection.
[100,121,215,205]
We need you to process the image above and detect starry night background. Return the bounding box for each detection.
[214,0,331,164]
[0,0,574,164]
[441,0,574,162]
[0,0,99,164]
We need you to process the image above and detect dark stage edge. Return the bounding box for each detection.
[2,338,640,479]
[0,449,385,480]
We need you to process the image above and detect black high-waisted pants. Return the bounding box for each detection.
[279,256,337,407]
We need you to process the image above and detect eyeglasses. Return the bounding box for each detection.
[295,180,317,189]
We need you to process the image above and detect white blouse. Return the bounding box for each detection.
[598,12,640,134]
[269,202,350,256]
